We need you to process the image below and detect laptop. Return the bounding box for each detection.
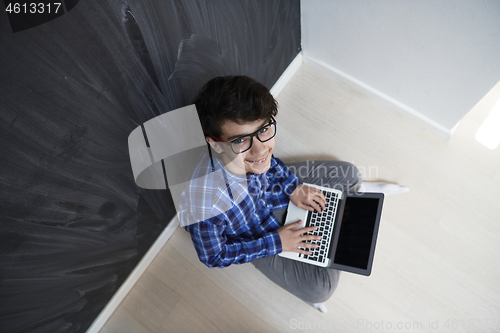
[279,183,384,276]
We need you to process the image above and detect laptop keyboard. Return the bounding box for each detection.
[299,190,339,264]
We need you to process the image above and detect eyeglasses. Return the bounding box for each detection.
[209,117,277,154]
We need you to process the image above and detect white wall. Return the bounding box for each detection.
[301,0,500,134]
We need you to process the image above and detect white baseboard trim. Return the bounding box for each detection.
[303,53,452,140]
[270,52,303,98]
[86,216,180,333]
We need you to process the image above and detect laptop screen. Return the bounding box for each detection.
[333,196,380,269]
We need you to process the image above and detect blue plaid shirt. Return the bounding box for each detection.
[179,151,301,268]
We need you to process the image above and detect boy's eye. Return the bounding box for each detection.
[257,127,268,134]
[233,137,247,145]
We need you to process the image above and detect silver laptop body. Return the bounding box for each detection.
[279,183,384,276]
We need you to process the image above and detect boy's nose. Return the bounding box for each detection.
[250,137,267,154]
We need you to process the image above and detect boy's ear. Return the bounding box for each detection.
[205,136,224,154]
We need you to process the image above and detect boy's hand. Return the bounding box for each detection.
[277,221,322,255]
[289,184,326,213]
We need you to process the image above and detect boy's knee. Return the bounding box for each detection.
[326,161,361,191]
[306,284,334,303]
[304,269,340,303]
[340,161,361,188]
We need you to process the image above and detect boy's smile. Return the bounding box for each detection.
[207,118,275,175]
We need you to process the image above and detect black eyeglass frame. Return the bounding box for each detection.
[208,117,277,154]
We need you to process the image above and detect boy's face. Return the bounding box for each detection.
[208,118,275,175]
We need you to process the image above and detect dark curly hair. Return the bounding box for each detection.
[193,76,278,139]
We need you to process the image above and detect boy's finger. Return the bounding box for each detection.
[302,243,319,249]
[287,220,302,228]
[309,201,322,213]
[316,192,327,210]
[297,202,313,212]
[300,226,318,233]
[304,234,322,241]
[320,195,327,210]
[314,198,326,210]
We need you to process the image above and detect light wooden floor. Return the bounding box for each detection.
[100,63,500,333]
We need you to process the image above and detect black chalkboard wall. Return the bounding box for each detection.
[0,0,300,332]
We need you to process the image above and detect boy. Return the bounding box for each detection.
[179,75,361,312]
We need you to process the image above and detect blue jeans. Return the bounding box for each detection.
[251,160,361,303]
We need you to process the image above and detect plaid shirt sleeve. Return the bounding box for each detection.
[184,216,282,268]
